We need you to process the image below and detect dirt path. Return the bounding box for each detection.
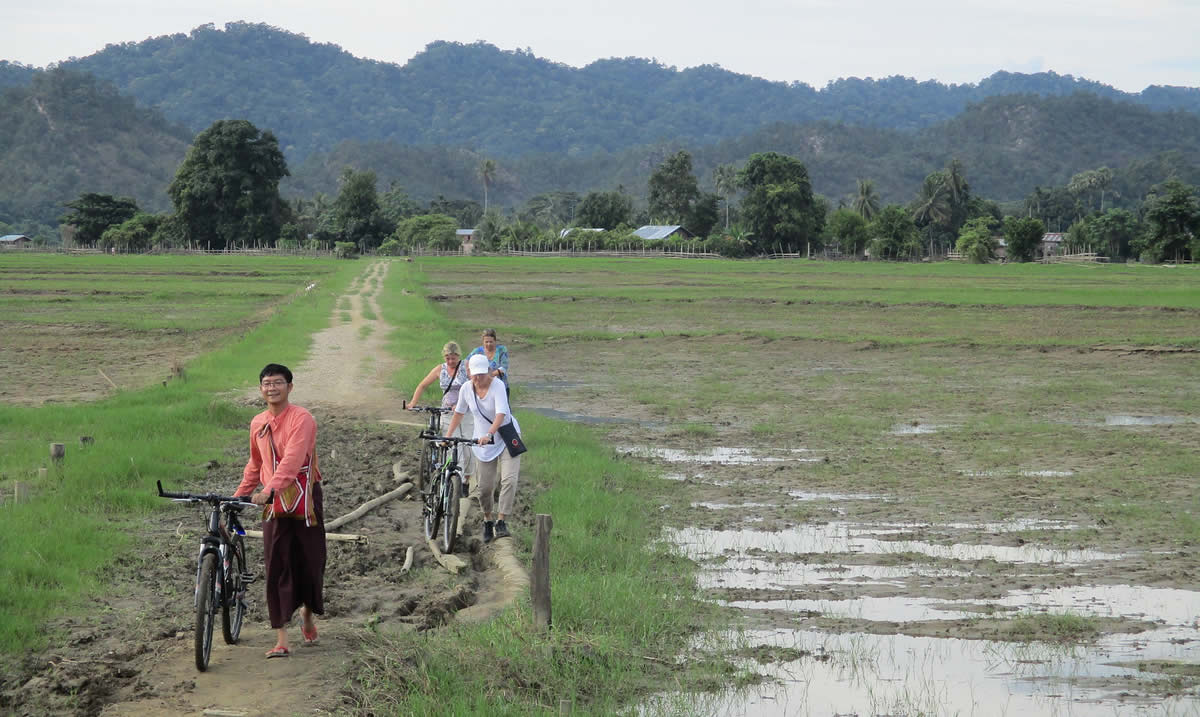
[288,259,401,420]
[2,260,522,717]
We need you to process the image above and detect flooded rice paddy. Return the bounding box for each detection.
[635,445,1200,716]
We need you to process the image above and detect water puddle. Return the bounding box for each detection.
[960,469,1076,478]
[620,446,822,464]
[723,583,1200,625]
[787,491,889,502]
[639,627,1200,716]
[664,522,1125,565]
[1105,414,1199,426]
[691,501,778,510]
[888,422,950,435]
[698,560,968,592]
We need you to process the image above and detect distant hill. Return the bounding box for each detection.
[0,69,191,228]
[0,61,36,91]
[26,22,1199,160]
[286,93,1200,207]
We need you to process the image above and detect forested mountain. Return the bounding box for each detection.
[4,23,1200,234]
[286,93,1200,207]
[18,22,1197,160]
[0,61,36,90]
[0,69,191,231]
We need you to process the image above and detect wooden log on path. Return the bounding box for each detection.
[325,482,412,531]
[426,538,467,574]
[392,462,407,482]
[532,513,553,630]
[245,528,366,544]
[400,546,415,574]
[98,368,119,390]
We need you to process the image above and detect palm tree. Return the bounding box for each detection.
[853,178,880,220]
[911,174,951,227]
[944,159,969,208]
[713,164,739,231]
[478,158,497,213]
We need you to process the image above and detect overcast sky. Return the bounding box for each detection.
[6,0,1199,92]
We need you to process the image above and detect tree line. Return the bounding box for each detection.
[57,119,1200,264]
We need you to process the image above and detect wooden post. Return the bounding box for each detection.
[14,481,28,504]
[532,513,553,630]
[37,468,48,481]
[50,443,65,462]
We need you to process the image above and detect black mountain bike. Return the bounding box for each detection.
[419,432,476,553]
[405,402,453,492]
[158,480,266,671]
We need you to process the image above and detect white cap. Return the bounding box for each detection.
[468,354,491,376]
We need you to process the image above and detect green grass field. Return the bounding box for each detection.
[2,254,1197,715]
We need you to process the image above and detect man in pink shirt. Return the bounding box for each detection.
[235,363,326,658]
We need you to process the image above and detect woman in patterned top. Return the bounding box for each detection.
[409,342,475,496]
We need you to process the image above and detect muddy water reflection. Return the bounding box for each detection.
[621,446,822,464]
[1105,414,1199,426]
[665,524,1126,564]
[641,628,1200,716]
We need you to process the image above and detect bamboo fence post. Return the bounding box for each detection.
[532,513,553,630]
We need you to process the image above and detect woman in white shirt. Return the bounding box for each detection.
[443,353,521,543]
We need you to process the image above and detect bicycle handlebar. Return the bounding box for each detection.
[157,480,268,509]
[404,403,453,414]
[419,431,483,445]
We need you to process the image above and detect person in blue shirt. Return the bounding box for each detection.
[469,328,509,387]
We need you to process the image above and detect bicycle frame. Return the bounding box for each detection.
[158,480,263,671]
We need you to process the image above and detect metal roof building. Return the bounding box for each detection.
[632,225,692,240]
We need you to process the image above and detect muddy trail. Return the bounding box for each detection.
[0,261,525,717]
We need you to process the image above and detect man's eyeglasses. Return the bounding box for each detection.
[261,379,288,388]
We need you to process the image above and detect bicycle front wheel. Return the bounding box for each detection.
[195,553,218,671]
[423,471,443,541]
[417,441,432,493]
[221,536,247,645]
[441,471,462,553]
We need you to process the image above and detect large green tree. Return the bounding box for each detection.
[98,212,163,253]
[60,193,139,247]
[736,152,823,253]
[167,120,289,249]
[647,151,700,226]
[331,168,390,251]
[869,204,921,259]
[1001,216,1045,262]
[1089,208,1139,259]
[1134,179,1200,262]
[576,190,633,230]
[828,208,870,255]
[956,216,998,263]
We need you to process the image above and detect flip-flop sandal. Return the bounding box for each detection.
[301,625,319,646]
[265,645,290,659]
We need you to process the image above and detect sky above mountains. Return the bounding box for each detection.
[7,0,1199,92]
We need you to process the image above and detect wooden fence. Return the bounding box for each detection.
[1041,252,1107,264]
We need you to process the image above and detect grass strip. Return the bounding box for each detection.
[357,262,718,715]
[0,256,359,652]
